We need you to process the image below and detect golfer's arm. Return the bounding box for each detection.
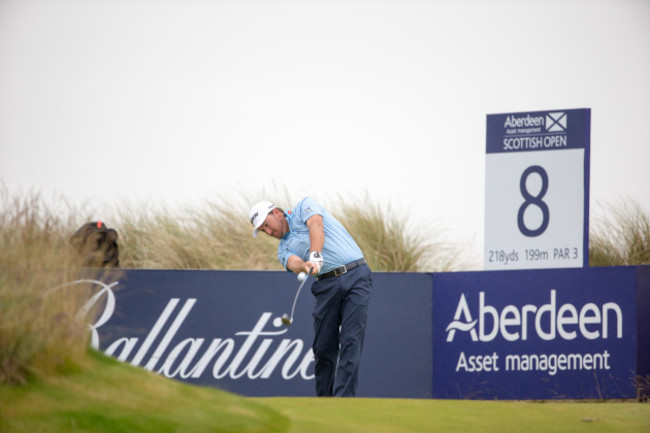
[285,215,324,274]
[306,214,324,254]
[286,255,310,274]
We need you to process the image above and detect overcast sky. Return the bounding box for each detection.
[1,0,649,264]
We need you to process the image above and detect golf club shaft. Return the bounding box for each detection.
[288,267,313,321]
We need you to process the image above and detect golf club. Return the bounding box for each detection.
[281,267,313,326]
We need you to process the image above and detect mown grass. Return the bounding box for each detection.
[2,350,648,433]
[255,397,650,433]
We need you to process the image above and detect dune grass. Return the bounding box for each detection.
[52,186,470,272]
[332,194,471,271]
[115,194,281,271]
[0,188,98,385]
[589,199,650,266]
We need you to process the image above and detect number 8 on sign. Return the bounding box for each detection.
[517,165,549,237]
[485,108,590,270]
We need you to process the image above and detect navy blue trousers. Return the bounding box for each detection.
[310,264,373,397]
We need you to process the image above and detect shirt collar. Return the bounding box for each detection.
[282,210,293,239]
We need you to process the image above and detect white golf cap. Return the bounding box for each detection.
[249,200,278,237]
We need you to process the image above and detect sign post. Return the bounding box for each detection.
[484,108,590,270]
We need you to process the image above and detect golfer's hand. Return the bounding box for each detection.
[308,251,323,274]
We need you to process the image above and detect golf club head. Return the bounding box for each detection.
[281,313,292,326]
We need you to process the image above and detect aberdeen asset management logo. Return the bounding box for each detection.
[445,290,623,343]
[545,112,567,132]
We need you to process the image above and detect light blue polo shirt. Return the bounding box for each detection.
[278,197,364,274]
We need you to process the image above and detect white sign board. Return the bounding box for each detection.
[484,109,590,270]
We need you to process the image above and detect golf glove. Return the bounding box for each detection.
[309,251,323,274]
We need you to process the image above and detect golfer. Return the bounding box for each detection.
[249,197,373,397]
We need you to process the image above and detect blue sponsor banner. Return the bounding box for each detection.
[70,266,647,399]
[432,267,638,399]
[81,270,433,398]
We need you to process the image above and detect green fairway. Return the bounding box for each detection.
[255,397,650,433]
[1,351,648,433]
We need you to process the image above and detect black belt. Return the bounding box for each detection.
[317,258,367,280]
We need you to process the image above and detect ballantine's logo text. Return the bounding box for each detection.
[74,280,315,381]
[445,290,623,342]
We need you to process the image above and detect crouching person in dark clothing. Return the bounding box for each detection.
[70,221,120,268]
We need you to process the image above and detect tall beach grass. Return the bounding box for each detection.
[0,188,108,385]
[589,199,650,266]
[115,190,474,271]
